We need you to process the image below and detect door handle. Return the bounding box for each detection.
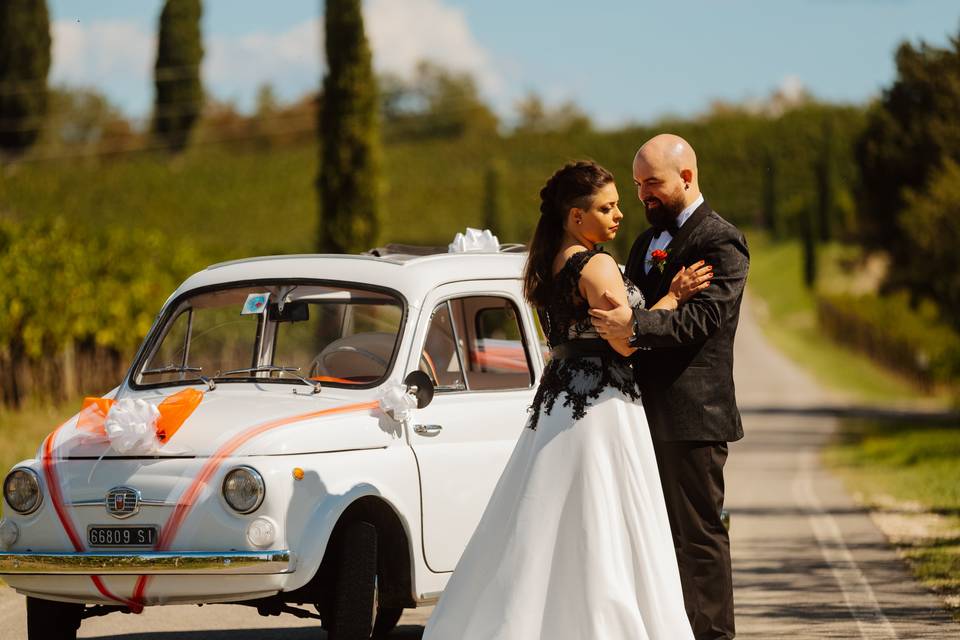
[413,424,443,436]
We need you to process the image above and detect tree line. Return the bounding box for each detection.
[1,2,959,400]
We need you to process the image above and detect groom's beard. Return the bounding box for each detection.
[643,190,686,228]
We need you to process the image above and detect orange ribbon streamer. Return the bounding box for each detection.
[76,388,204,444]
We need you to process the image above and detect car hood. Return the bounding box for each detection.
[48,386,393,458]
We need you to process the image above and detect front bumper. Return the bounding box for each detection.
[0,550,294,575]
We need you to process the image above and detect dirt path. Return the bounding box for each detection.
[0,294,955,638]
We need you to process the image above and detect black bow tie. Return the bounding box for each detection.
[652,223,679,239]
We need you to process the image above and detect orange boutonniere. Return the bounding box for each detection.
[647,248,671,273]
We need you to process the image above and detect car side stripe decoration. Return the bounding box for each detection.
[41,426,146,613]
[130,399,380,605]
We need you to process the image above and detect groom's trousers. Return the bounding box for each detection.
[654,440,734,640]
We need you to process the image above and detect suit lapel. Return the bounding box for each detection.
[626,228,655,282]
[652,200,712,296]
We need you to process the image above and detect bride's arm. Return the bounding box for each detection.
[650,261,713,311]
[587,261,713,339]
[578,253,637,357]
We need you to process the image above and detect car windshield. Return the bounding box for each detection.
[135,282,404,389]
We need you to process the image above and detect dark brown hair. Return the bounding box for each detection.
[522,160,615,308]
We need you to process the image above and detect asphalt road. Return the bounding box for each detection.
[0,295,955,638]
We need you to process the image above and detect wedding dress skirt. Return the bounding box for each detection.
[422,385,694,640]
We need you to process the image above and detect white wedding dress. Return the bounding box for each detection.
[422,249,693,640]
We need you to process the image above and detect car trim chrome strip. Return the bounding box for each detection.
[0,550,294,575]
[71,498,177,507]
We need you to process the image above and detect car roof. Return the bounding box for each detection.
[164,251,529,309]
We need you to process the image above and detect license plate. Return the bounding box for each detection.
[88,525,159,547]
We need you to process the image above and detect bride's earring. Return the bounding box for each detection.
[684,183,690,190]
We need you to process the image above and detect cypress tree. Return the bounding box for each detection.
[482,160,506,238]
[0,0,51,158]
[762,151,779,240]
[318,0,381,254]
[815,119,834,242]
[153,0,203,153]
[802,206,818,290]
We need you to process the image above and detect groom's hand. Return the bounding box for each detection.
[589,291,635,339]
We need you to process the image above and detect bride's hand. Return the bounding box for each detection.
[670,260,713,304]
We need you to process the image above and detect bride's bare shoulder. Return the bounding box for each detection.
[551,246,590,276]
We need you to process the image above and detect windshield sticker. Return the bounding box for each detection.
[241,292,271,315]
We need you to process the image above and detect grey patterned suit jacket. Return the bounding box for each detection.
[625,200,749,443]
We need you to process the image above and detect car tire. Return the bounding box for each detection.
[26,596,84,640]
[372,606,404,638]
[328,520,378,640]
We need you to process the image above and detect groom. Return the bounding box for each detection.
[590,134,749,639]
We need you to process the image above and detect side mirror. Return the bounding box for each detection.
[403,370,435,409]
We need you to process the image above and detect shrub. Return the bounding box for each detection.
[818,291,960,389]
[0,218,206,406]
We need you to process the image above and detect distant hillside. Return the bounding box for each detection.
[0,103,864,264]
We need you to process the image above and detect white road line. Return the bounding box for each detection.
[793,450,898,640]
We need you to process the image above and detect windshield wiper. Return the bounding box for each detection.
[142,364,202,375]
[217,365,321,394]
[141,364,216,390]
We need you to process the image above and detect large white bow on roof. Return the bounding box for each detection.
[448,227,500,253]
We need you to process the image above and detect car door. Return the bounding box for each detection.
[407,280,539,573]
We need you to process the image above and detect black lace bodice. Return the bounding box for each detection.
[527,248,644,430]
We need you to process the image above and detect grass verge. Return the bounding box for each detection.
[0,403,75,480]
[746,234,944,405]
[825,418,960,621]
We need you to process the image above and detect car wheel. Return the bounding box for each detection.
[26,596,84,640]
[328,520,378,640]
[372,606,404,638]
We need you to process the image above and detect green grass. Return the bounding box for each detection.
[827,420,960,510]
[0,402,75,476]
[746,234,939,404]
[826,419,960,619]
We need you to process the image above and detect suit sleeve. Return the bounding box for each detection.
[630,225,749,348]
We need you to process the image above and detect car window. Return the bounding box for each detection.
[275,300,402,384]
[137,283,403,388]
[420,295,533,392]
[142,302,259,384]
[420,302,466,391]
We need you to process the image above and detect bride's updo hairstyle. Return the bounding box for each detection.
[523,160,615,309]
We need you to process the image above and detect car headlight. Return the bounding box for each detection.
[222,466,265,514]
[3,468,42,515]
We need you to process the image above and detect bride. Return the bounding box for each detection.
[422,161,712,639]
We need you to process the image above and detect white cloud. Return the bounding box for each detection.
[364,0,502,96]
[51,19,156,114]
[50,0,503,116]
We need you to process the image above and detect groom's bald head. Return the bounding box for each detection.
[633,134,701,226]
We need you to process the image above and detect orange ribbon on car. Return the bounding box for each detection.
[131,399,380,606]
[42,392,381,610]
[76,388,204,444]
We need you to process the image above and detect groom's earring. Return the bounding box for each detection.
[576,218,582,225]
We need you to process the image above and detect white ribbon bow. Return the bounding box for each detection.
[448,227,500,253]
[104,398,163,454]
[378,383,418,422]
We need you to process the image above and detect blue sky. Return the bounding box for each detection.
[47,0,960,127]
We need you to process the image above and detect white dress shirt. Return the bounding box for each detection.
[643,194,704,274]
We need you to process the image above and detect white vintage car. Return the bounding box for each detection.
[0,245,544,639]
